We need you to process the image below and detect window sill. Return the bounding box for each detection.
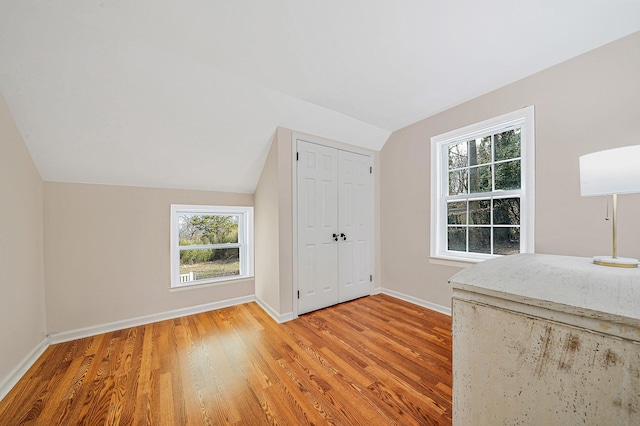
[429,256,485,268]
[169,275,254,292]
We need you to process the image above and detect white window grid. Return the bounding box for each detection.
[430,106,535,264]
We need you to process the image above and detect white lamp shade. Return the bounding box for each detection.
[580,145,640,196]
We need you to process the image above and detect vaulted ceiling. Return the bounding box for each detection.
[2,1,640,193]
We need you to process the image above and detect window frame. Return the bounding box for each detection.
[430,106,535,264]
[170,204,254,288]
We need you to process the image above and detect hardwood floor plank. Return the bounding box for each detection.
[132,322,153,425]
[0,295,452,425]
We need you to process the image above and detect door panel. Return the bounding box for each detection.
[338,150,372,302]
[297,141,339,314]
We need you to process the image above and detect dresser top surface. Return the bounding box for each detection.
[450,253,640,322]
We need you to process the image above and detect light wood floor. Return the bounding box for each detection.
[0,294,452,425]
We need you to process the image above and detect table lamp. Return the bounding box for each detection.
[579,145,640,268]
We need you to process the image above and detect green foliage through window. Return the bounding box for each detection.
[178,215,240,279]
[179,214,239,246]
[445,127,522,256]
[447,127,521,196]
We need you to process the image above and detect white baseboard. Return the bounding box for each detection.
[377,288,452,316]
[254,297,294,324]
[48,295,256,344]
[0,337,49,402]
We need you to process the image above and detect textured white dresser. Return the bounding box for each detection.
[450,253,640,425]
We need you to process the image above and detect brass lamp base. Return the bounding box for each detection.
[593,256,639,268]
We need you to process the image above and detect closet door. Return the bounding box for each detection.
[338,150,373,302]
[297,141,339,315]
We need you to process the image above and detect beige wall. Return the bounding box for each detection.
[254,132,282,312]
[380,31,640,309]
[278,128,293,313]
[276,128,294,314]
[43,182,254,333]
[254,127,294,318]
[0,92,46,385]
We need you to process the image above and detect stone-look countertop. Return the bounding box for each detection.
[450,253,640,328]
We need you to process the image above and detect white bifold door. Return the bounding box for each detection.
[297,140,373,315]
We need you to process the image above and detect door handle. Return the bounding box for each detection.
[333,233,339,241]
[340,233,346,241]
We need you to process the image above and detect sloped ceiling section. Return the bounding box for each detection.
[1,1,640,193]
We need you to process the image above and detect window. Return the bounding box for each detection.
[430,106,535,263]
[170,205,254,288]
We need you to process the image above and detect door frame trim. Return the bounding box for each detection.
[291,132,376,318]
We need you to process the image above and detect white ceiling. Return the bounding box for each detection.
[2,1,640,193]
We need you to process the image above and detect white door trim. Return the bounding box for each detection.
[291,132,375,318]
